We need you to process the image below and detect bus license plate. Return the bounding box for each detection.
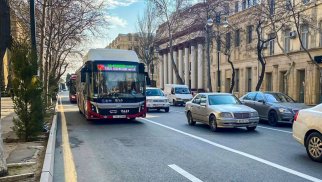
[113,115,126,119]
[237,119,249,123]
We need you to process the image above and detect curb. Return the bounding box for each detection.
[40,100,58,182]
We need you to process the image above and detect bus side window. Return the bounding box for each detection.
[81,69,86,83]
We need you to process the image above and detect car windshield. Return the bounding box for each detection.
[264,93,295,103]
[208,95,241,105]
[175,87,190,94]
[146,89,164,96]
[93,71,145,98]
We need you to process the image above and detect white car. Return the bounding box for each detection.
[293,104,322,162]
[146,87,170,112]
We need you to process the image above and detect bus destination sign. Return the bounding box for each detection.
[97,64,137,72]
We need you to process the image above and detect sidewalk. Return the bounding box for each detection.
[1,97,45,181]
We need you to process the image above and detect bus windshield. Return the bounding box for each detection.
[93,71,145,98]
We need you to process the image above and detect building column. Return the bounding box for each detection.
[159,54,164,89]
[173,50,178,84]
[178,48,184,82]
[184,46,190,86]
[190,44,197,90]
[163,53,168,84]
[168,52,173,84]
[197,43,204,91]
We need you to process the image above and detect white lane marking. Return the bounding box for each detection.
[170,110,185,114]
[141,118,322,182]
[257,126,292,134]
[168,164,203,182]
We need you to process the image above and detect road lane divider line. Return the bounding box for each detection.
[59,96,78,182]
[168,164,203,182]
[257,126,292,134]
[170,110,185,114]
[141,118,322,182]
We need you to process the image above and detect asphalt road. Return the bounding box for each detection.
[54,92,322,182]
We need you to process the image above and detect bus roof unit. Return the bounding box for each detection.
[83,48,140,63]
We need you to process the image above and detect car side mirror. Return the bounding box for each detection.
[200,102,206,107]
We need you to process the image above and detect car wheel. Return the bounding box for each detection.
[268,110,278,126]
[187,112,196,126]
[305,132,322,163]
[209,115,218,132]
[164,107,169,112]
[246,126,257,131]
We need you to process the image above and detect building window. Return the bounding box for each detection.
[242,0,246,10]
[235,1,239,13]
[269,0,275,15]
[301,24,309,49]
[247,68,252,92]
[303,0,310,4]
[235,69,240,92]
[284,29,291,52]
[285,0,292,10]
[215,14,221,24]
[247,0,252,8]
[226,32,231,50]
[224,3,230,15]
[266,72,273,91]
[269,33,275,56]
[247,25,253,44]
[235,29,240,47]
[253,0,258,5]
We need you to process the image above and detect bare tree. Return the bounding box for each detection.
[149,0,193,84]
[135,2,157,78]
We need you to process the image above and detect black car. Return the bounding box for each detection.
[240,92,308,126]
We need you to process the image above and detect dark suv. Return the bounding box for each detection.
[240,92,308,126]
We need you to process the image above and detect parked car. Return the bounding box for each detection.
[164,84,193,106]
[293,104,322,162]
[240,92,308,126]
[146,87,170,112]
[185,93,259,132]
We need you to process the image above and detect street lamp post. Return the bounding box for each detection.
[205,18,213,92]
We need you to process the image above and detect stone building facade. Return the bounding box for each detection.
[155,0,322,105]
[107,33,140,51]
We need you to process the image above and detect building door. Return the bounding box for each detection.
[226,78,231,93]
[298,70,305,103]
[266,72,272,91]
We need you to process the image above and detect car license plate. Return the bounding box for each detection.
[113,115,126,119]
[237,119,249,123]
[154,104,163,107]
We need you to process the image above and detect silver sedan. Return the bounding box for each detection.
[185,93,259,132]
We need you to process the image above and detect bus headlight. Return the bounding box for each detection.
[91,104,97,113]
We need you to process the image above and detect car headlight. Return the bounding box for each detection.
[147,99,152,102]
[250,112,258,117]
[219,112,233,118]
[278,108,292,113]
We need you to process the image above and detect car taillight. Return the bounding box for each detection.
[294,112,299,122]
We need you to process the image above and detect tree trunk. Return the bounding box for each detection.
[227,55,235,93]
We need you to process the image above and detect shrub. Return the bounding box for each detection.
[11,40,44,141]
